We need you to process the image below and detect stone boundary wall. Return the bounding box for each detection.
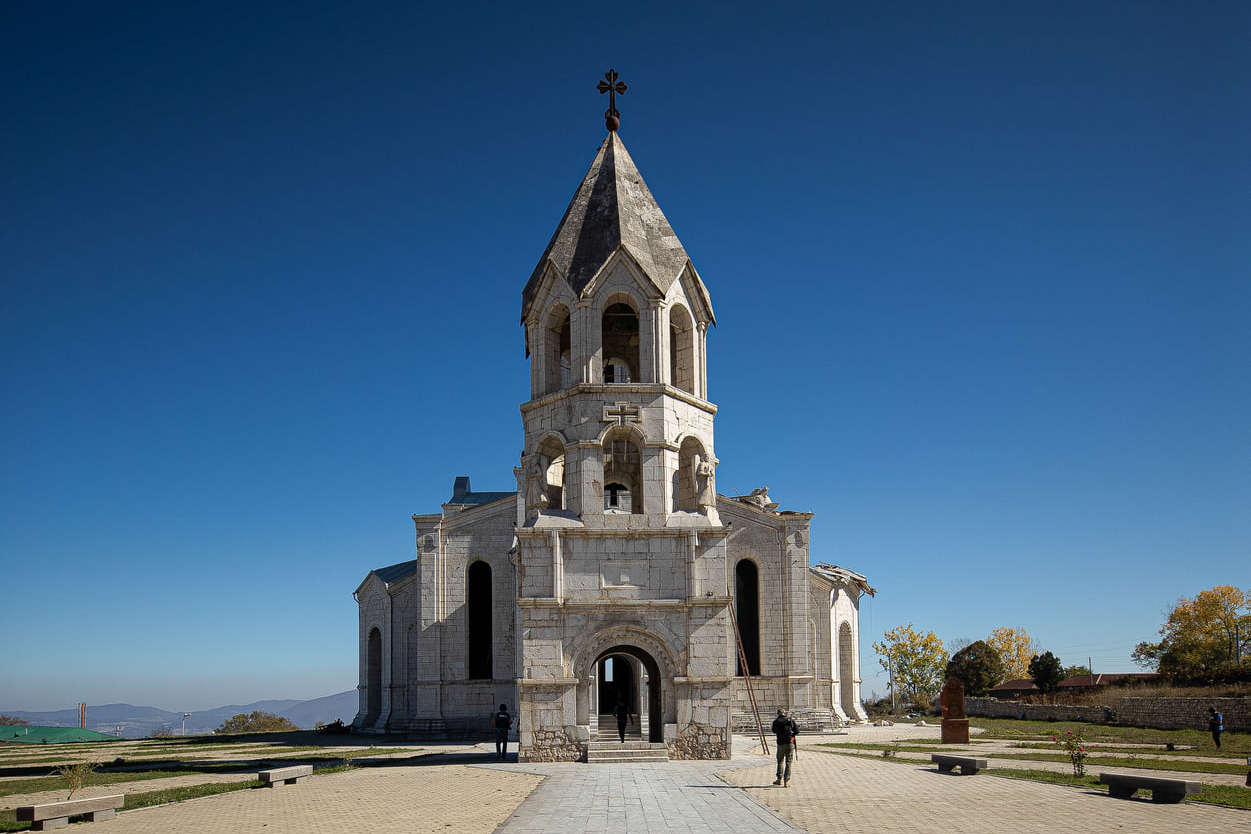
[965,698,1112,724]
[1115,697,1248,732]
[965,696,1248,731]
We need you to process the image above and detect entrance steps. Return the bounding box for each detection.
[587,736,668,764]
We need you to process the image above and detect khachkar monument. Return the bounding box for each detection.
[353,72,874,761]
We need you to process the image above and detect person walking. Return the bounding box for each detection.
[612,698,634,743]
[1208,707,1223,749]
[492,704,513,760]
[771,708,799,787]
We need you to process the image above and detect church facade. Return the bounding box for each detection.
[353,124,872,761]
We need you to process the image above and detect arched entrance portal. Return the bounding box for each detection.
[594,645,663,743]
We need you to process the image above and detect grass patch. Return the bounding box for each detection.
[987,752,1248,775]
[989,767,1251,810]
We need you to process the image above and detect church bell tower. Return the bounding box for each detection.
[517,123,718,526]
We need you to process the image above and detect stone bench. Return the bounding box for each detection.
[1099,772,1200,803]
[258,764,313,787]
[17,794,124,830]
[931,753,988,775]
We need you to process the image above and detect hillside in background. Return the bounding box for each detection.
[3,691,358,739]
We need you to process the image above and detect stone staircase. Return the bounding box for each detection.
[586,731,668,764]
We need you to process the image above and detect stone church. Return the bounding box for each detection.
[353,102,872,761]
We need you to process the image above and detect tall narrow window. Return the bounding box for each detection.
[467,561,492,679]
[735,560,761,676]
[366,627,382,722]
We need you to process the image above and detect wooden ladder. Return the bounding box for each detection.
[729,602,770,755]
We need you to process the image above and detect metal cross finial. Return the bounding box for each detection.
[597,69,627,132]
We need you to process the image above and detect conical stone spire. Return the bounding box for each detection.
[521,133,711,323]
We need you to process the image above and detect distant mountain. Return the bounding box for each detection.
[4,691,358,739]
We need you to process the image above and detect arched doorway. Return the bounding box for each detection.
[593,645,664,743]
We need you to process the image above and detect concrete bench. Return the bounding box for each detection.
[16,794,124,830]
[1099,772,1200,803]
[258,764,313,787]
[931,753,988,775]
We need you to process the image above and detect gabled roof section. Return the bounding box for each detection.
[522,133,712,322]
[372,560,418,585]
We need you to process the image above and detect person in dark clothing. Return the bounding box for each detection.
[492,704,513,760]
[1208,707,1223,749]
[771,708,799,786]
[612,699,634,743]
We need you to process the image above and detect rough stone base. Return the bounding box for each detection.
[669,721,730,760]
[523,727,587,763]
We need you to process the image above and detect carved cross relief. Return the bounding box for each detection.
[602,402,641,426]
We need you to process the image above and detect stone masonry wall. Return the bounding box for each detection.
[966,696,1248,731]
[965,698,1113,723]
[1115,697,1248,731]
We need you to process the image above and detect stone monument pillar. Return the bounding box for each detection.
[939,677,970,744]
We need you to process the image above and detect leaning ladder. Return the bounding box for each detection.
[728,602,770,755]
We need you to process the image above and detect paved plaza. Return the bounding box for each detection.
[34,727,1247,833]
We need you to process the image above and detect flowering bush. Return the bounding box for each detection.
[1053,729,1088,777]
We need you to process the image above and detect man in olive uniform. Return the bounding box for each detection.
[771,708,799,787]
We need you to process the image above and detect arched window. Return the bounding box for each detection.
[544,305,572,394]
[735,560,761,676]
[669,304,695,394]
[366,627,382,723]
[602,431,643,513]
[602,300,639,383]
[467,561,492,679]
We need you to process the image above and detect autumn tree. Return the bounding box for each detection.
[0,715,29,726]
[1132,585,1250,684]
[987,626,1039,680]
[944,640,1004,697]
[214,711,299,734]
[1028,651,1065,693]
[873,623,949,708]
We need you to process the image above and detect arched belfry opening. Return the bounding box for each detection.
[669,304,695,394]
[735,560,761,676]
[603,428,643,513]
[594,645,664,743]
[534,435,567,512]
[602,298,640,384]
[543,304,572,395]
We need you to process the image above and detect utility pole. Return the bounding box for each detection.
[888,651,896,713]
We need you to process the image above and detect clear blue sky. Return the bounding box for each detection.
[2,1,1247,712]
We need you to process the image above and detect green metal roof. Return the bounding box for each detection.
[1,725,120,744]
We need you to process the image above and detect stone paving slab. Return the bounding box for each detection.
[60,762,543,834]
[14,732,1247,834]
[723,745,1247,834]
